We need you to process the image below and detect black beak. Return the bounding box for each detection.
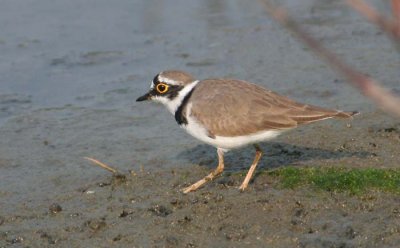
[136,92,151,102]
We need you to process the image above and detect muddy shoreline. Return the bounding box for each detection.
[1,109,400,247]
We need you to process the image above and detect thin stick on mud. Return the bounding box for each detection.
[346,0,400,40]
[259,0,400,117]
[84,157,118,174]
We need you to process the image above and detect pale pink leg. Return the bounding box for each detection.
[182,148,225,193]
[239,144,263,191]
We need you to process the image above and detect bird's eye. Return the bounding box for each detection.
[156,83,169,94]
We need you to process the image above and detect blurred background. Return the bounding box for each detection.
[0,0,396,115]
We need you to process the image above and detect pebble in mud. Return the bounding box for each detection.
[119,209,134,218]
[217,177,236,187]
[37,230,56,245]
[0,216,4,225]
[170,198,187,209]
[10,236,24,244]
[165,236,179,247]
[111,173,127,186]
[342,225,357,240]
[85,219,107,232]
[112,234,122,242]
[177,216,192,225]
[49,203,62,214]
[148,204,172,217]
[220,224,248,241]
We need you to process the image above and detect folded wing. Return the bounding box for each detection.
[189,79,357,137]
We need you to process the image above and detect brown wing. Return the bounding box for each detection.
[189,79,356,137]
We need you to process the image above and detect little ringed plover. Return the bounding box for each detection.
[137,70,358,193]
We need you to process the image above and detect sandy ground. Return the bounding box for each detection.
[0,0,400,247]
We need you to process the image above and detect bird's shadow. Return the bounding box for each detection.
[176,142,371,172]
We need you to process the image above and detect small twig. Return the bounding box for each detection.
[346,0,400,40]
[259,0,400,117]
[84,157,118,174]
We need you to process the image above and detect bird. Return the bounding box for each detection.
[136,70,358,193]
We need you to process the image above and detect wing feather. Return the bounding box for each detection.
[189,79,354,137]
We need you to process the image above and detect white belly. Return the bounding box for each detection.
[181,112,283,151]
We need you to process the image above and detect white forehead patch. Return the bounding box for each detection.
[158,75,181,86]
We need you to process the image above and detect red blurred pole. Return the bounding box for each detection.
[392,0,400,36]
[260,0,400,117]
[346,0,400,40]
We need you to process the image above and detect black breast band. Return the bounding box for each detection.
[174,86,196,125]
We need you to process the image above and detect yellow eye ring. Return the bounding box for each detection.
[156,83,169,94]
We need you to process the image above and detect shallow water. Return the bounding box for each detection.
[0,0,399,247]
